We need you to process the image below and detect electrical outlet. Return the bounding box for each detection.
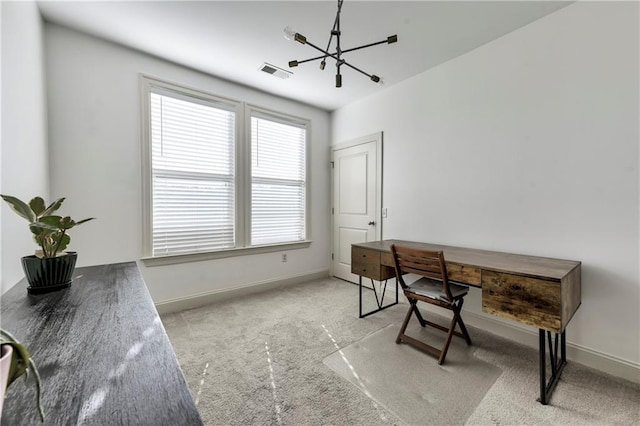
[282,253,287,263]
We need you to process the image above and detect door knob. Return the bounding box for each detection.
[368,221,375,226]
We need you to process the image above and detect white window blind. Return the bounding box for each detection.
[251,114,307,245]
[150,89,236,256]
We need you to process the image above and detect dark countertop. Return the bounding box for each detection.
[0,262,203,425]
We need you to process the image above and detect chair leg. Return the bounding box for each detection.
[453,301,472,345]
[456,315,472,345]
[396,302,415,344]
[438,314,458,364]
[397,298,472,365]
[413,303,427,327]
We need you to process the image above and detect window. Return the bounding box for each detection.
[141,76,310,262]
[251,113,306,246]
[150,89,236,256]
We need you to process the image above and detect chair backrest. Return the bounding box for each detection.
[391,244,454,301]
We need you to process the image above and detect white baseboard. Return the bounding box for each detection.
[463,311,640,385]
[155,268,329,315]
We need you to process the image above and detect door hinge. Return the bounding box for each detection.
[330,161,334,168]
[331,207,334,214]
[331,253,334,260]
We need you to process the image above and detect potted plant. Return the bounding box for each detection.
[0,329,44,422]
[1,195,94,294]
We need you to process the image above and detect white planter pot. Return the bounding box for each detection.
[0,344,13,417]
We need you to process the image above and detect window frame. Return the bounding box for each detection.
[140,75,311,266]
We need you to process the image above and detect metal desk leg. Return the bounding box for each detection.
[359,275,363,318]
[539,329,567,405]
[359,276,399,318]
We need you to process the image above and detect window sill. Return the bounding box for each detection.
[141,240,312,267]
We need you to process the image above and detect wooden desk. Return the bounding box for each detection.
[0,262,203,425]
[351,239,581,404]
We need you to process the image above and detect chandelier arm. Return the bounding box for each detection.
[297,39,377,81]
[295,35,394,66]
[322,0,343,57]
[302,39,341,63]
[298,35,388,64]
[340,60,374,79]
[340,38,394,55]
[336,1,342,59]
[321,38,335,61]
[295,54,331,66]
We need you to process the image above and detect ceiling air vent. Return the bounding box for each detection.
[259,62,292,80]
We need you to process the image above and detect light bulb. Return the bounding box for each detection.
[283,26,296,41]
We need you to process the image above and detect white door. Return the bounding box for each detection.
[331,133,382,283]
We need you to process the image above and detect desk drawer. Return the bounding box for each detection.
[447,263,481,287]
[351,247,395,281]
[482,270,562,332]
[380,252,394,267]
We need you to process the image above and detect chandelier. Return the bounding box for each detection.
[284,0,397,88]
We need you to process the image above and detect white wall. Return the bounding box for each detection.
[333,2,639,366]
[44,24,331,304]
[0,1,50,294]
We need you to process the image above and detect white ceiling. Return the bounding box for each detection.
[36,1,571,111]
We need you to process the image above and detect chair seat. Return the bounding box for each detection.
[406,277,468,302]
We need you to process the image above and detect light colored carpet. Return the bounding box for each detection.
[161,277,640,425]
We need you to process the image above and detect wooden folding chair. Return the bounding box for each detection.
[390,244,472,364]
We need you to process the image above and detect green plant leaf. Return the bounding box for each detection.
[0,330,30,387]
[29,197,46,216]
[30,220,62,257]
[38,215,64,228]
[1,329,45,422]
[74,217,95,226]
[30,221,59,233]
[4,341,30,386]
[29,357,45,422]
[59,216,75,230]
[1,195,36,222]
[54,233,70,254]
[34,232,57,258]
[41,197,65,217]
